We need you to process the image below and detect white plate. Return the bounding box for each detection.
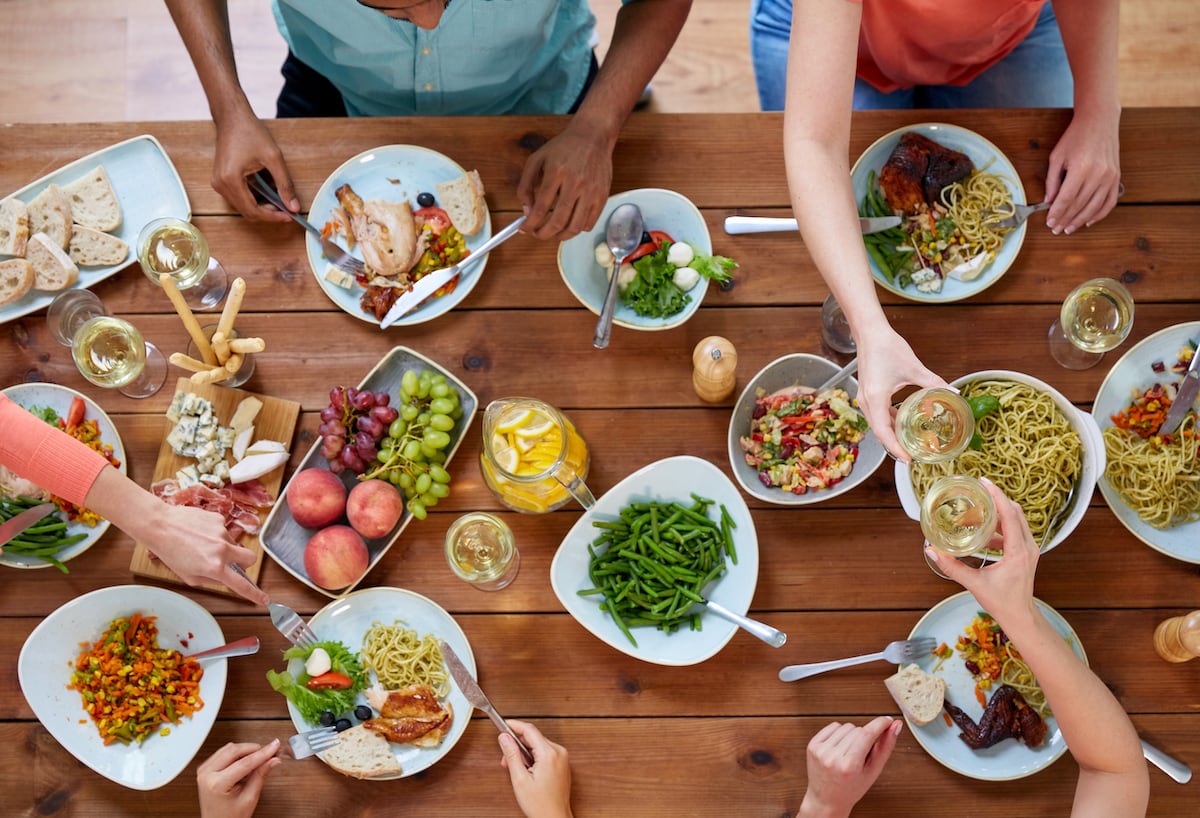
[851,123,1027,303]
[282,587,475,778]
[17,585,227,790]
[0,383,127,569]
[1091,321,1200,562]
[306,145,493,326]
[557,188,712,331]
[551,455,760,666]
[905,590,1086,781]
[0,134,190,324]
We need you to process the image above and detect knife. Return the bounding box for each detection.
[0,503,57,548]
[724,215,901,235]
[440,640,534,767]
[1141,738,1192,784]
[1159,344,1200,435]
[379,215,526,329]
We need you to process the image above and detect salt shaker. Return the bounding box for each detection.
[692,336,737,403]
[1153,610,1200,662]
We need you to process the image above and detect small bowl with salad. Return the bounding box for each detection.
[557,188,736,332]
[727,354,887,505]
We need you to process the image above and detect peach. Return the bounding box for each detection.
[287,468,347,529]
[303,525,369,591]
[346,479,405,539]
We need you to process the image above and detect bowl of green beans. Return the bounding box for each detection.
[550,455,759,665]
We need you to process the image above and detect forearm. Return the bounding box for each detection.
[163,0,255,123]
[82,466,169,546]
[1052,0,1120,121]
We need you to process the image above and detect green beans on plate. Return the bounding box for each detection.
[578,493,737,647]
[0,496,86,573]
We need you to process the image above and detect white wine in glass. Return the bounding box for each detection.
[46,291,167,399]
[894,388,975,464]
[920,474,997,558]
[137,217,228,310]
[1048,277,1134,369]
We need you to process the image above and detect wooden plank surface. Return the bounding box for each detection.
[1,110,1198,816]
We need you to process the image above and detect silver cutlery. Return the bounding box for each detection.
[184,635,260,661]
[1141,737,1192,784]
[1157,342,1200,435]
[703,599,787,648]
[0,502,57,548]
[815,357,858,394]
[285,725,341,760]
[268,602,320,648]
[989,181,1125,230]
[440,640,534,767]
[594,203,644,349]
[779,637,937,682]
[249,172,365,277]
[724,215,902,235]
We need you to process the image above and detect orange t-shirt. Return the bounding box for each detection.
[849,0,1047,91]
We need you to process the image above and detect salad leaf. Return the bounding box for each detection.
[266,640,366,724]
[622,246,690,318]
[29,405,59,425]
[688,250,738,285]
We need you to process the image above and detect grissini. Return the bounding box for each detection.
[160,272,217,365]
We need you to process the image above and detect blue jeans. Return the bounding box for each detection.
[749,0,1072,111]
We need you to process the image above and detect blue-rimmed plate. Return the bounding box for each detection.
[557,188,712,331]
[904,590,1086,781]
[1092,321,1200,562]
[18,585,227,789]
[306,145,493,326]
[851,123,1027,303]
[280,586,475,778]
[0,383,126,570]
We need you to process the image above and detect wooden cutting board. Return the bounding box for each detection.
[130,377,301,596]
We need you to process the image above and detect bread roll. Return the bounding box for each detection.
[63,165,122,231]
[0,198,30,256]
[68,225,129,266]
[884,663,946,726]
[436,170,486,235]
[27,184,72,250]
[0,258,35,306]
[318,724,403,779]
[26,232,79,291]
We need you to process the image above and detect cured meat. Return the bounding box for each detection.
[151,478,273,542]
[364,684,453,748]
[878,132,974,213]
[335,183,423,279]
[944,685,1048,750]
[360,283,399,321]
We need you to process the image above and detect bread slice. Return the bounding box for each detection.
[318,725,403,779]
[0,198,30,256]
[436,170,486,235]
[63,165,122,231]
[68,225,129,267]
[27,185,73,250]
[884,663,946,726]
[0,258,35,306]
[26,232,79,291]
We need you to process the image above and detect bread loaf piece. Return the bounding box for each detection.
[26,232,79,291]
[0,258,35,306]
[436,170,486,235]
[63,165,122,231]
[884,663,946,726]
[318,725,403,779]
[27,185,73,250]
[68,225,129,267]
[0,198,30,256]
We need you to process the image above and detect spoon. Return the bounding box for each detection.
[593,203,645,349]
[185,635,260,662]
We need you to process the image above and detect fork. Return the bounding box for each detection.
[778,637,938,682]
[1039,477,1079,551]
[268,602,320,648]
[988,182,1125,229]
[285,726,341,760]
[248,172,366,277]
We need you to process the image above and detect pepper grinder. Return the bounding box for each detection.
[1153,610,1200,662]
[692,336,738,403]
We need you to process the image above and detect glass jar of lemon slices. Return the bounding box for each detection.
[479,397,593,513]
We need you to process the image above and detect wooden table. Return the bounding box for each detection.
[1,110,1198,816]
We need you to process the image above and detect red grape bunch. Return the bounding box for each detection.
[319,386,400,475]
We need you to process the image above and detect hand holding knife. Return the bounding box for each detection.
[440,640,534,767]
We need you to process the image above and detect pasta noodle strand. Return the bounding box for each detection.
[1102,416,1200,529]
[361,620,450,697]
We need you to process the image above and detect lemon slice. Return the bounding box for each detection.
[515,417,554,439]
[515,436,537,453]
[495,408,534,434]
[491,434,519,473]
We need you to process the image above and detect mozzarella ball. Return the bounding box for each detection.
[617,263,637,291]
[666,242,694,267]
[672,265,701,291]
[594,242,615,268]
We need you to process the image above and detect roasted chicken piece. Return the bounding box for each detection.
[335,183,423,279]
[878,132,975,213]
[363,684,453,748]
[944,684,1048,750]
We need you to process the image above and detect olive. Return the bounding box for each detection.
[640,231,651,245]
[354,705,373,721]
[318,711,336,727]
[335,718,353,732]
[417,191,436,208]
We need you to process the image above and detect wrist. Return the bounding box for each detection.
[798,792,852,818]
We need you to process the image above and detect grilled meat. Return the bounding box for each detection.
[944,684,1047,750]
[335,183,423,278]
[363,684,453,748]
[878,132,974,213]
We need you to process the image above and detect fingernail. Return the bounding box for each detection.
[979,476,995,488]
[1085,221,1094,228]
[269,737,280,748]
[1052,227,1062,236]
[1064,226,1075,235]
[892,720,904,736]
[924,546,940,562]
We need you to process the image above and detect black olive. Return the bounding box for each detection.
[335,718,353,732]
[318,711,336,727]
[640,231,651,245]
[354,705,373,721]
[417,192,436,208]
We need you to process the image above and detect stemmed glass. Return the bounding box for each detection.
[137,217,228,311]
[920,474,998,579]
[1047,277,1135,370]
[46,290,167,399]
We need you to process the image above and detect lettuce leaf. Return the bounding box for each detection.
[687,249,738,285]
[266,640,366,724]
[622,245,690,318]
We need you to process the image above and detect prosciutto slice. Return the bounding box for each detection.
[152,478,274,542]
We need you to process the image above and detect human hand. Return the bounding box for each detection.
[1044,109,1121,235]
[197,740,281,818]
[799,717,902,818]
[143,503,268,606]
[499,719,573,818]
[212,109,300,223]
[853,326,946,460]
[517,124,613,242]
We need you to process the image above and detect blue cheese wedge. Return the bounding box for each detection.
[166,389,235,486]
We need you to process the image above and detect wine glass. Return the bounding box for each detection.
[893,388,975,464]
[920,474,998,578]
[137,217,228,311]
[46,290,167,399]
[1048,277,1135,370]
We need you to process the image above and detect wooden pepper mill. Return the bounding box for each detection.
[1153,610,1200,662]
[692,336,738,403]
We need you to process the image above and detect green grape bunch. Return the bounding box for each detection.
[361,369,462,520]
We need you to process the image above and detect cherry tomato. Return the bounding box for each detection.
[414,206,452,235]
[65,397,86,430]
[625,229,675,264]
[305,671,354,690]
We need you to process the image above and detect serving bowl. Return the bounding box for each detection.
[728,354,887,505]
[895,370,1104,552]
[550,455,759,666]
[557,188,711,332]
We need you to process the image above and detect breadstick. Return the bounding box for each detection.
[190,366,232,385]
[216,276,246,342]
[228,337,266,354]
[211,330,230,365]
[224,353,244,374]
[168,352,213,374]
[160,273,217,366]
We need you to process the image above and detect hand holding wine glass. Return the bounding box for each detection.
[137,217,228,311]
[46,290,167,399]
[1047,277,1134,370]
